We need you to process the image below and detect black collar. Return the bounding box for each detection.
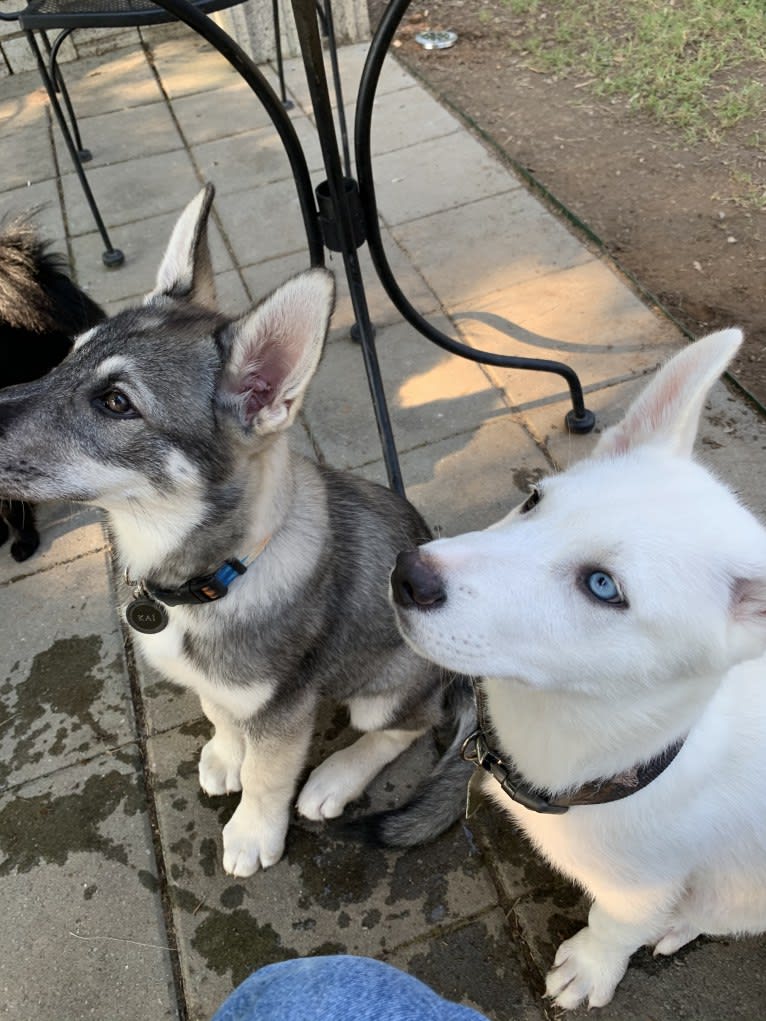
[124,536,272,635]
[132,533,272,609]
[145,557,247,606]
[460,728,684,814]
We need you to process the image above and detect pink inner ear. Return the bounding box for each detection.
[235,336,295,422]
[731,577,766,623]
[607,366,687,456]
[243,370,274,414]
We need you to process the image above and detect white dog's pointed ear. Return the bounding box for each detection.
[594,328,743,459]
[218,268,335,433]
[146,184,217,310]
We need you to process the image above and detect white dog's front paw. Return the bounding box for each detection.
[545,926,629,1010]
[296,759,364,821]
[654,923,699,957]
[221,805,287,877]
[199,736,243,796]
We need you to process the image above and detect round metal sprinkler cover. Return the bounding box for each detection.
[415,29,458,50]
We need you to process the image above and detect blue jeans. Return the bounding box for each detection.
[211,955,489,1021]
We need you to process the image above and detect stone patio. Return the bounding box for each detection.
[2,26,766,1021]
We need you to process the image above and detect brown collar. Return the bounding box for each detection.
[460,728,685,814]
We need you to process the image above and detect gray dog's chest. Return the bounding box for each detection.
[135,613,275,717]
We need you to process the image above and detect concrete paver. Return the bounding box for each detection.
[305,315,507,468]
[148,35,247,99]
[388,909,546,1021]
[0,89,49,139]
[325,222,442,334]
[361,84,463,155]
[190,116,325,195]
[278,42,416,110]
[70,213,235,304]
[391,188,593,305]
[1,178,66,248]
[0,547,134,789]
[389,414,553,536]
[0,504,105,584]
[214,177,312,265]
[61,148,200,236]
[373,131,522,226]
[64,46,164,116]
[2,121,58,189]
[53,100,185,171]
[2,26,766,1021]
[0,751,178,1021]
[452,256,681,407]
[148,720,501,1021]
[171,80,284,145]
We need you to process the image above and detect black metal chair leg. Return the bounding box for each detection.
[48,29,93,162]
[271,0,293,109]
[27,30,124,267]
[316,0,351,179]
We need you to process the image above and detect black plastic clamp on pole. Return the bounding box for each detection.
[315,178,367,252]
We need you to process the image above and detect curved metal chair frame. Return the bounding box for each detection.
[1,0,351,266]
[3,0,596,493]
[144,0,596,492]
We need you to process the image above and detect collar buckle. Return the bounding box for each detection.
[148,558,247,607]
[461,729,569,815]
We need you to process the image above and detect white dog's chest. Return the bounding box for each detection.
[485,778,652,889]
[133,613,271,720]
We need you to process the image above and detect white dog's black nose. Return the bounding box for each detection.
[391,550,446,609]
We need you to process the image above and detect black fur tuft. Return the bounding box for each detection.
[0,212,106,559]
[0,213,105,385]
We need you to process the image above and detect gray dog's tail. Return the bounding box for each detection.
[359,674,478,848]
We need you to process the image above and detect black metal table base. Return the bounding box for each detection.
[116,0,596,494]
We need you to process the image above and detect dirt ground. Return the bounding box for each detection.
[370,1,766,407]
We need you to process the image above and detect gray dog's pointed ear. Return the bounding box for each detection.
[218,268,335,434]
[593,328,743,460]
[146,184,217,310]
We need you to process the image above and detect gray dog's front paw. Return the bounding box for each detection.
[199,736,243,796]
[222,803,287,877]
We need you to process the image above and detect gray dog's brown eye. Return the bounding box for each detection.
[95,388,138,418]
[520,486,541,514]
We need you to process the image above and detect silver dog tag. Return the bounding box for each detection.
[126,595,169,634]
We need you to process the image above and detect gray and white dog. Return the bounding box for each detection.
[0,185,474,876]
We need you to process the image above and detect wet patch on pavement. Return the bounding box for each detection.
[0,551,135,789]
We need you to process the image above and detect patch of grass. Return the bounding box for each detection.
[728,170,766,211]
[502,0,541,15]
[506,0,766,140]
[714,82,765,130]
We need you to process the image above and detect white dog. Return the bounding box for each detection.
[390,328,766,1009]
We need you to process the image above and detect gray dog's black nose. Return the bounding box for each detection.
[391,549,446,609]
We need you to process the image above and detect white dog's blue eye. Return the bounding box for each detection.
[585,570,624,605]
